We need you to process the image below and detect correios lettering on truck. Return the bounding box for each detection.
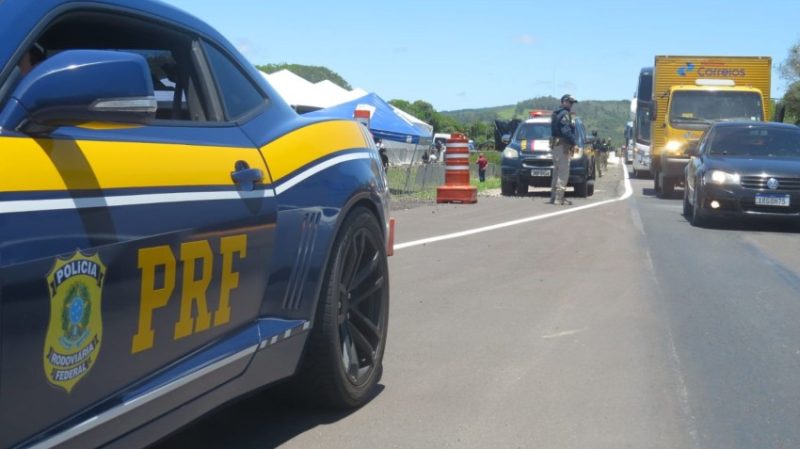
[697,68,746,77]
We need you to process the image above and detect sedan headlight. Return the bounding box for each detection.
[503,147,519,160]
[704,170,740,185]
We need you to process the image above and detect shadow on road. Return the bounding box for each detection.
[154,384,386,449]
[641,187,683,200]
[682,215,800,234]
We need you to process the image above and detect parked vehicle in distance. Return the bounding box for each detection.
[0,1,391,448]
[684,122,800,226]
[500,115,596,197]
[624,120,634,164]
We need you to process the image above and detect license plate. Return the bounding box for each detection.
[531,169,551,177]
[755,194,790,207]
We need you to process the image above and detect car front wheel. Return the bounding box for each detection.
[690,186,708,227]
[501,179,515,196]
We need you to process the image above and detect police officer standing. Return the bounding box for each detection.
[549,94,578,205]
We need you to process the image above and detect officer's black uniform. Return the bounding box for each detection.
[549,94,578,204]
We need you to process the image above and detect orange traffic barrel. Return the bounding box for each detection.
[436,132,477,204]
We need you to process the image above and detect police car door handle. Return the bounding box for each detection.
[231,160,263,191]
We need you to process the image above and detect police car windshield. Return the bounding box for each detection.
[669,91,762,126]
[513,123,551,143]
[708,126,800,158]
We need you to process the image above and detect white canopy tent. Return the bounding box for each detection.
[260,69,369,111]
[259,69,434,164]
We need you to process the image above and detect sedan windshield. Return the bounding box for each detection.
[708,126,800,158]
[669,91,763,126]
[513,123,551,143]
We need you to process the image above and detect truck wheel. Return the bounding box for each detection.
[294,207,389,408]
[501,179,515,196]
[653,169,661,194]
[659,177,675,198]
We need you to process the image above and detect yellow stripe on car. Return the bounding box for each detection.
[0,137,264,191]
[260,120,369,182]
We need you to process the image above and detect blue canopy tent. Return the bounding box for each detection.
[305,93,432,146]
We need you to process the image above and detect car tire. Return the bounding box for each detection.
[293,207,389,408]
[516,181,528,196]
[690,187,708,227]
[574,180,589,198]
[587,180,595,197]
[682,183,693,217]
[501,179,515,196]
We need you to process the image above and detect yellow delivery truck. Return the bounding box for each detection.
[650,55,771,197]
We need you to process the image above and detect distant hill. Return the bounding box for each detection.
[443,96,631,147]
[256,63,352,90]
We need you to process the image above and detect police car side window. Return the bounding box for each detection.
[201,42,267,121]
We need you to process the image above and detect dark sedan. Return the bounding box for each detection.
[684,122,800,226]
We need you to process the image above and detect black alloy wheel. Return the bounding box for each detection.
[335,224,387,387]
[294,207,389,408]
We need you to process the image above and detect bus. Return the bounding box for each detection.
[631,67,653,178]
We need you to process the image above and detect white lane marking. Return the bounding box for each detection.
[274,152,372,195]
[541,328,587,339]
[395,163,632,250]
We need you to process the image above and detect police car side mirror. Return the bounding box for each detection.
[2,50,156,135]
[501,133,511,144]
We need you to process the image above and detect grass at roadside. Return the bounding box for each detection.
[389,169,500,209]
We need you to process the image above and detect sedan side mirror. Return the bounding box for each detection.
[1,49,156,135]
[501,133,511,144]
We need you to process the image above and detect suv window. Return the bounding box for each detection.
[22,11,223,122]
[202,42,266,120]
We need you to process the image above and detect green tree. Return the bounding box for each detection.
[780,42,800,122]
[256,63,352,90]
[782,82,800,123]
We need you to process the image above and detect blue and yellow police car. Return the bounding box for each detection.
[0,1,392,447]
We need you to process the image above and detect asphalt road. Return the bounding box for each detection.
[156,160,800,449]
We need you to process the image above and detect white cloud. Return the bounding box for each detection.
[234,38,266,61]
[514,34,537,46]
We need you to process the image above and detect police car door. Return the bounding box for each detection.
[0,10,275,447]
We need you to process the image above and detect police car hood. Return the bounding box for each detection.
[706,156,800,178]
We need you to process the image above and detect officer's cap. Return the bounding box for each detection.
[560,94,578,104]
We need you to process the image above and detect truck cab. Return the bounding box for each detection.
[656,83,765,196]
[650,55,771,198]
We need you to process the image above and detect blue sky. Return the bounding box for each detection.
[165,0,799,111]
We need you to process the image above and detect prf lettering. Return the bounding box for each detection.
[131,235,247,354]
